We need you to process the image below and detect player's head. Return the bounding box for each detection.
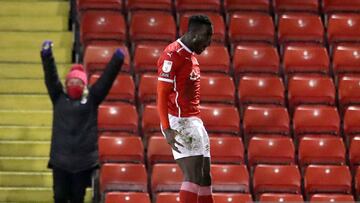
[187,15,213,55]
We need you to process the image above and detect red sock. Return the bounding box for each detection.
[179,182,199,203]
[198,186,213,203]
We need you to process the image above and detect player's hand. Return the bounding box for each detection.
[163,128,184,154]
[41,40,53,57]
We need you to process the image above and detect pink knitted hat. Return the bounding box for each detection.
[66,64,88,85]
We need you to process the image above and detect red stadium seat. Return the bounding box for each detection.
[278,13,324,45]
[155,193,179,203]
[176,0,221,13]
[238,75,285,106]
[211,164,249,192]
[100,163,147,193]
[142,104,160,134]
[339,76,360,111]
[201,74,235,104]
[99,136,144,163]
[83,44,130,73]
[213,193,253,203]
[126,0,172,11]
[304,165,352,195]
[344,106,360,140]
[99,132,136,137]
[195,45,230,74]
[151,164,182,192]
[310,194,354,202]
[273,0,319,13]
[133,43,166,74]
[248,135,295,166]
[98,103,138,133]
[328,14,360,45]
[89,74,135,103]
[77,0,122,12]
[298,135,346,167]
[147,136,173,165]
[199,105,240,135]
[259,193,304,202]
[350,136,360,167]
[253,165,301,197]
[129,11,176,44]
[138,73,157,104]
[243,105,290,141]
[229,12,274,45]
[293,105,340,137]
[80,11,126,47]
[323,0,360,14]
[355,167,360,198]
[224,0,270,13]
[210,136,244,164]
[233,44,280,76]
[105,192,151,203]
[288,75,335,110]
[332,44,360,75]
[282,45,330,75]
[179,13,225,43]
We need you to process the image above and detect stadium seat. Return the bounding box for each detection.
[199,105,240,135]
[89,74,135,103]
[98,103,138,133]
[350,136,360,167]
[327,14,360,45]
[233,44,280,76]
[273,0,319,13]
[99,136,144,163]
[339,76,360,110]
[195,45,230,74]
[211,164,249,192]
[259,193,304,202]
[155,193,179,203]
[282,45,330,75]
[80,11,126,47]
[129,11,176,44]
[238,75,285,106]
[142,104,160,134]
[332,44,360,75]
[344,106,360,141]
[355,167,360,198]
[99,132,136,137]
[248,135,295,166]
[229,12,275,45]
[304,165,351,195]
[133,43,166,74]
[176,0,221,13]
[83,44,130,73]
[224,0,270,13]
[151,164,182,192]
[293,105,340,137]
[147,136,173,165]
[100,163,147,193]
[310,194,355,202]
[179,13,225,44]
[105,192,151,203]
[298,135,346,167]
[253,165,301,197]
[126,0,172,12]
[243,105,290,142]
[278,13,324,45]
[138,73,157,104]
[210,136,244,164]
[201,74,235,104]
[77,0,122,12]
[288,75,335,110]
[323,0,360,14]
[213,193,253,203]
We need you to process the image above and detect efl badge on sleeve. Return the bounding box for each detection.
[162,60,173,73]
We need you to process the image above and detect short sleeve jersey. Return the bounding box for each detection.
[157,39,201,117]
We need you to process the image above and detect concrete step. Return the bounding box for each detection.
[0,172,52,187]
[0,1,69,16]
[0,95,52,111]
[0,110,52,126]
[0,141,50,157]
[0,126,51,141]
[0,157,49,172]
[0,47,71,63]
[0,16,68,32]
[0,63,69,79]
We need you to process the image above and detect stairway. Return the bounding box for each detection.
[0,0,91,202]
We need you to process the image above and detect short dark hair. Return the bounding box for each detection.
[188,15,212,32]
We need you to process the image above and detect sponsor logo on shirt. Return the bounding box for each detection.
[160,72,170,78]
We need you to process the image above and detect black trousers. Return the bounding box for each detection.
[52,167,93,203]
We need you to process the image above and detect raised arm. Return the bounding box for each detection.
[40,41,63,104]
[89,49,124,105]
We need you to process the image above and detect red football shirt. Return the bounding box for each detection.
[157,39,201,120]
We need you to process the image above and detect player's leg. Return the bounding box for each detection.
[198,157,213,203]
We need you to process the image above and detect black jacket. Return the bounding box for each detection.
[41,52,123,173]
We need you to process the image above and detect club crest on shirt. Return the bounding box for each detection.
[162,60,173,73]
[189,69,200,81]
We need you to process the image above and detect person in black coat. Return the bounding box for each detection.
[40,40,124,203]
